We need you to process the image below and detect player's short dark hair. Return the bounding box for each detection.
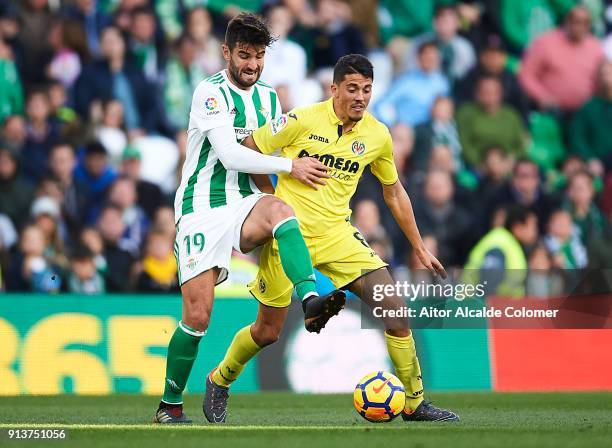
[333,54,374,84]
[504,205,535,231]
[225,12,275,51]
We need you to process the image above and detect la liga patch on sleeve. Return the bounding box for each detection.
[270,114,288,135]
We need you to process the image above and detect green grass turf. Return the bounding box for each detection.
[0,392,611,447]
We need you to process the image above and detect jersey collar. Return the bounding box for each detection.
[325,97,365,133]
[326,97,343,125]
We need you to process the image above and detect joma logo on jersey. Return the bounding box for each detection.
[309,134,329,143]
[298,149,359,173]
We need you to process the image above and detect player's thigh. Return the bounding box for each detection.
[316,223,387,290]
[346,267,409,335]
[175,212,233,286]
[251,302,290,347]
[237,195,295,253]
[180,267,220,332]
[248,240,293,308]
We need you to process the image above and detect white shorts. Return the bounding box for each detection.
[174,193,268,286]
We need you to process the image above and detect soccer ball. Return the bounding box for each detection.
[353,371,406,422]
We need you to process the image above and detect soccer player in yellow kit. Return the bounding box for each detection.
[203,54,459,423]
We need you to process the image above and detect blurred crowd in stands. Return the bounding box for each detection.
[1,0,612,297]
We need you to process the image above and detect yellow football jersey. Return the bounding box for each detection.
[252,98,398,237]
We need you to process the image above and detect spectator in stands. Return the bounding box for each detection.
[311,0,367,70]
[119,145,163,220]
[30,196,68,272]
[455,35,528,120]
[152,205,175,238]
[67,245,105,294]
[377,0,437,44]
[97,204,134,292]
[95,99,128,165]
[0,144,34,230]
[79,226,107,275]
[73,26,159,134]
[477,146,515,200]
[485,158,558,235]
[570,61,612,172]
[526,242,564,298]
[184,7,223,76]
[64,0,112,57]
[47,81,79,129]
[21,89,60,183]
[73,141,117,224]
[405,5,476,84]
[163,34,204,131]
[373,41,449,127]
[0,37,24,124]
[8,224,61,292]
[390,123,414,178]
[17,0,53,87]
[464,206,538,298]
[106,176,149,257]
[127,6,166,84]
[46,18,88,89]
[457,75,526,168]
[47,143,85,234]
[1,115,27,150]
[519,6,604,113]
[413,169,473,267]
[412,96,460,173]
[497,0,560,53]
[0,212,18,290]
[136,229,178,292]
[261,4,307,110]
[543,209,588,269]
[564,170,607,244]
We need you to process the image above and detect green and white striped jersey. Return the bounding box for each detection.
[174,70,281,223]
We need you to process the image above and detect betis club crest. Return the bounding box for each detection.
[352,140,366,156]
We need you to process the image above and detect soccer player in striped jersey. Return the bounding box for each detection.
[154,13,345,424]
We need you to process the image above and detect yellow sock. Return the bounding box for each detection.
[212,325,262,387]
[384,331,424,412]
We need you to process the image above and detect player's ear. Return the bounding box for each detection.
[330,83,338,98]
[221,44,231,62]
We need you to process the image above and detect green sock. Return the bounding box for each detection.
[273,217,318,301]
[161,321,204,404]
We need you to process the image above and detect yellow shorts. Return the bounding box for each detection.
[248,220,387,308]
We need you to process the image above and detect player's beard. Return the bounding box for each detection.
[228,60,260,89]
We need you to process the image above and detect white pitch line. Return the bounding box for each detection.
[0,423,409,431]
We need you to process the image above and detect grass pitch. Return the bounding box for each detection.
[1,392,611,447]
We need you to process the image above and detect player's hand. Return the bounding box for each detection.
[290,157,329,189]
[415,247,447,279]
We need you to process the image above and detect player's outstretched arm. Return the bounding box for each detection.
[382,181,447,279]
[240,134,330,190]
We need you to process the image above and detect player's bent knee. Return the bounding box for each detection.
[182,309,211,333]
[251,323,281,347]
[268,199,295,223]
